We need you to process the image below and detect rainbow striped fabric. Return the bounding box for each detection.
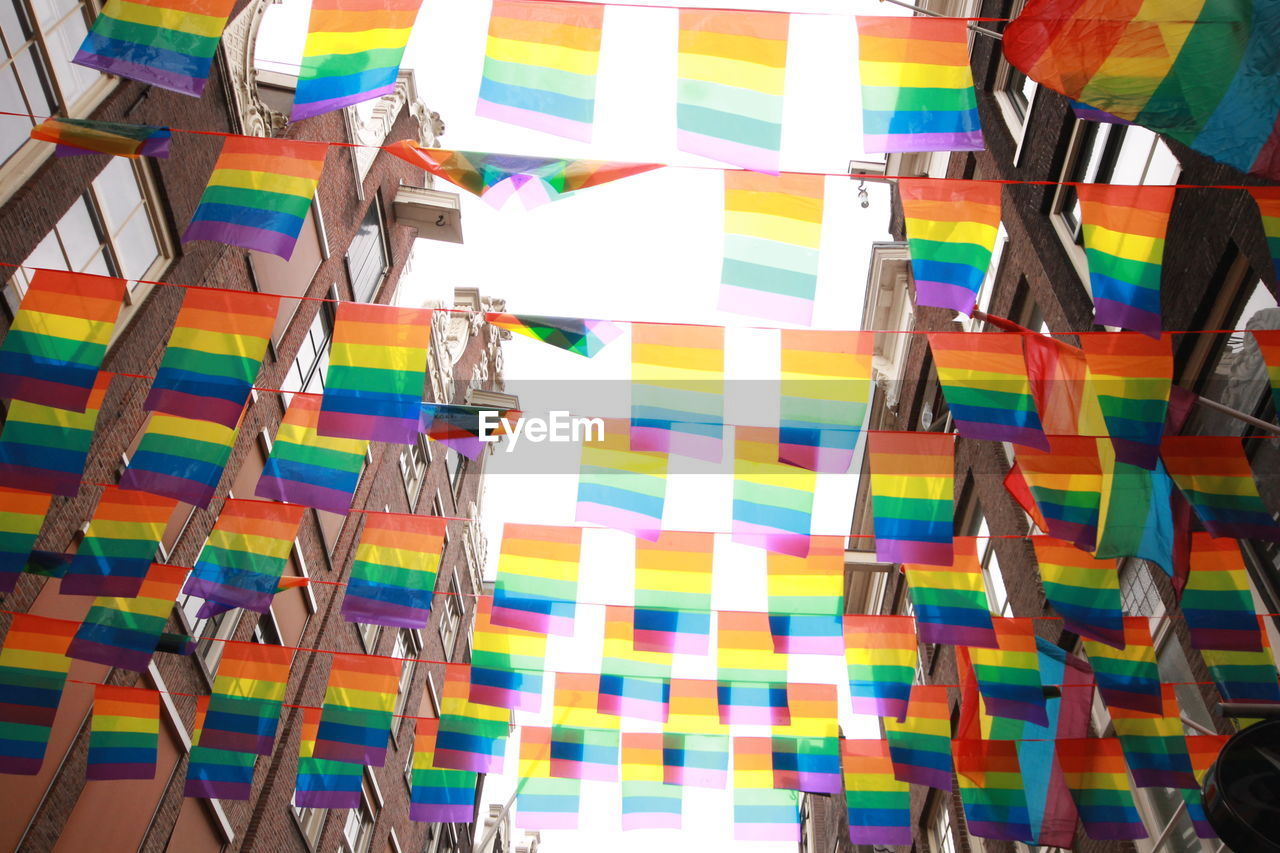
[766,535,843,654]
[903,536,998,648]
[182,137,329,260]
[410,717,477,822]
[884,685,952,790]
[1248,188,1280,290]
[492,524,582,636]
[517,727,581,830]
[342,513,446,629]
[318,303,432,445]
[72,0,236,96]
[1081,332,1172,469]
[67,563,188,672]
[968,617,1048,726]
[620,732,681,830]
[470,595,548,713]
[292,0,424,120]
[295,705,362,808]
[553,671,620,732]
[0,613,76,774]
[1077,186,1176,336]
[1109,683,1196,789]
[434,663,509,774]
[576,417,668,538]
[731,426,815,557]
[145,288,277,428]
[867,431,955,566]
[631,323,724,463]
[419,403,514,460]
[256,394,368,515]
[899,178,1002,314]
[1095,457,1179,571]
[599,606,671,722]
[1083,617,1163,715]
[184,695,257,799]
[928,332,1049,449]
[1163,435,1280,541]
[1182,735,1230,839]
[184,499,306,614]
[844,614,917,720]
[1056,738,1146,841]
[488,313,621,358]
[771,683,840,795]
[1200,623,1280,704]
[732,737,801,842]
[30,116,170,158]
[1069,99,1132,125]
[841,739,912,847]
[779,330,871,473]
[1253,329,1280,412]
[1183,533,1262,651]
[314,652,400,766]
[953,739,1035,842]
[0,270,124,412]
[855,17,984,153]
[1016,436,1103,551]
[477,0,603,141]
[663,679,729,788]
[200,642,292,755]
[63,487,176,597]
[720,172,824,324]
[717,610,789,726]
[119,412,238,508]
[0,488,52,593]
[633,532,714,654]
[1031,536,1124,648]
[86,685,159,780]
[0,372,109,496]
[677,9,788,173]
[549,724,620,782]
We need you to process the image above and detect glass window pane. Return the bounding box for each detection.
[30,0,78,30]
[0,66,36,165]
[44,12,96,104]
[93,158,144,230]
[12,44,54,115]
[114,209,159,278]
[55,196,102,268]
[23,224,67,274]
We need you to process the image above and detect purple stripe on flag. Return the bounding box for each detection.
[117,469,215,508]
[292,85,397,121]
[476,99,592,142]
[717,284,813,326]
[676,129,779,174]
[72,51,205,96]
[181,220,297,259]
[630,426,721,463]
[1092,298,1162,338]
[254,476,355,516]
[863,131,985,153]
[144,388,244,429]
[317,409,417,445]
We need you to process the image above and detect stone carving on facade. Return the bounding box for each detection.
[345,72,444,183]
[219,0,288,138]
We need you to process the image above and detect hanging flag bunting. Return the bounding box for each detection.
[30,117,171,158]
[194,574,310,621]
[732,737,801,842]
[295,705,363,808]
[86,685,159,781]
[771,683,840,795]
[1030,536,1124,648]
[1083,617,1163,715]
[342,513,446,629]
[470,595,548,713]
[1021,327,1098,437]
[1182,735,1230,839]
[1080,332,1172,469]
[899,179,1001,314]
[183,499,306,614]
[62,487,177,597]
[778,329,871,473]
[434,663,509,774]
[67,562,188,672]
[1200,621,1280,704]
[1096,458,1180,572]
[765,535,843,654]
[841,739,912,847]
[0,613,76,774]
[144,288,278,428]
[1068,99,1132,125]
[318,303,432,445]
[185,696,256,800]
[313,652,400,766]
[844,614,917,721]
[967,617,1048,726]
[0,269,123,412]
[1253,329,1280,411]
[1162,435,1280,541]
[1183,533,1263,652]
[1109,683,1197,789]
[1076,186,1176,336]
[1004,462,1051,533]
[867,431,955,566]
[884,684,953,790]
[199,642,292,755]
[1055,738,1147,841]
[550,725,620,782]
[492,523,582,636]
[119,412,238,508]
[620,732,681,830]
[576,417,668,539]
[0,372,109,496]
[410,717,477,822]
[1016,436,1103,551]
[488,313,621,358]
[630,323,724,463]
[0,488,53,594]
[552,672,620,733]
[903,536,998,648]
[720,172,824,325]
[717,610,790,725]
[732,426,815,558]
[256,394,368,515]
[633,532,714,654]
[292,0,424,120]
[928,332,1050,449]
[953,739,1035,842]
[855,17,984,153]
[517,727,581,830]
[419,403,517,461]
[663,679,729,789]
[1247,188,1280,291]
[599,606,671,723]
[676,9,788,173]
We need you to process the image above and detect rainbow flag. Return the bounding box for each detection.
[844,614,917,720]
[200,642,292,755]
[620,732,681,830]
[633,532,714,654]
[599,606,671,722]
[86,685,159,780]
[67,562,187,672]
[899,178,1001,314]
[549,725,619,782]
[488,313,620,358]
[1095,458,1180,572]
[318,303,432,445]
[1182,735,1230,839]
[928,332,1049,449]
[314,652,400,766]
[779,330,871,473]
[968,617,1047,726]
[419,403,520,460]
[904,536,998,648]
[1083,617,1163,716]
[1016,436,1103,551]
[1081,332,1172,469]
[0,613,76,774]
[1077,186,1176,336]
[717,610,790,726]
[292,0,424,120]
[766,535,843,654]
[1030,536,1124,648]
[183,499,306,613]
[1109,683,1196,789]
[0,372,109,496]
[771,683,840,795]
[663,679,729,789]
[517,727,580,830]
[0,269,124,412]
[1162,435,1280,541]
[470,595,548,713]
[256,394,368,515]
[1253,329,1280,412]
[1055,738,1146,841]
[434,663,508,774]
[575,417,668,539]
[677,9,788,173]
[1069,99,1132,124]
[72,0,236,96]
[732,426,815,557]
[1200,622,1280,704]
[1248,188,1280,291]
[342,513,446,628]
[0,488,53,594]
[552,672,618,731]
[732,737,801,842]
[856,16,983,153]
[868,431,955,566]
[492,523,582,636]
[63,487,176,597]
[841,739,912,847]
[30,116,171,158]
[953,739,1034,842]
[631,323,724,463]
[720,172,824,325]
[295,705,362,808]
[1183,533,1262,651]
[410,717,477,822]
[119,412,238,508]
[884,684,952,790]
[185,695,256,799]
[182,137,329,260]
[145,287,277,428]
[477,0,604,141]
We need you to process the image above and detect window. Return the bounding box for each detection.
[798,793,817,853]
[253,611,283,646]
[341,775,380,853]
[357,620,381,653]
[177,592,241,674]
[347,199,388,302]
[293,803,326,848]
[280,302,335,402]
[399,436,431,505]
[930,796,958,853]
[975,514,1012,617]
[437,572,464,659]
[392,628,422,720]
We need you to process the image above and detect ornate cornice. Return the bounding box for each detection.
[218,0,287,138]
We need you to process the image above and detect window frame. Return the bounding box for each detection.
[437,571,464,660]
[345,196,390,303]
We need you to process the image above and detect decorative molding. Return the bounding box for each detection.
[346,70,445,183]
[219,0,288,138]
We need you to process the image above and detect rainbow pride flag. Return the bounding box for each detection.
[0,270,124,412]
[295,705,362,808]
[492,523,582,635]
[928,332,1049,449]
[342,513,446,628]
[899,179,1001,314]
[200,642,292,755]
[856,16,984,153]
[256,394,368,515]
[1248,188,1280,290]
[663,680,729,788]
[0,372,109,496]
[30,117,170,158]
[1109,683,1196,789]
[779,330,871,473]
[631,323,724,463]
[576,417,668,539]
[488,313,620,358]
[292,0,424,120]
[418,403,506,460]
[183,499,306,614]
[0,488,53,593]
[185,696,256,799]
[599,606,671,722]
[968,617,1048,725]
[771,683,840,794]
[884,685,953,790]
[470,595,548,712]
[119,412,238,508]
[1183,533,1262,651]
[620,732,681,830]
[720,172,824,324]
[63,487,176,597]
[72,0,237,96]
[1030,536,1124,648]
[410,717,477,822]
[677,9,788,173]
[1162,435,1280,541]
[841,739,912,847]
[67,563,188,672]
[732,737,801,842]
[953,739,1035,842]
[1016,436,1103,551]
[844,614,917,720]
[145,288,277,428]
[1080,332,1172,469]
[1056,738,1146,841]
[633,532,714,654]
[549,725,620,782]
[1200,623,1280,704]
[1077,186,1176,336]
[552,672,619,731]
[182,137,329,260]
[434,663,509,774]
[1069,99,1132,125]
[314,652,400,766]
[86,685,159,780]
[517,727,580,830]
[1083,617,1163,715]
[903,536,998,648]
[867,431,954,566]
[477,0,603,141]
[1253,329,1280,412]
[0,613,76,774]
[732,426,815,557]
[766,535,843,654]
[717,610,789,726]
[1182,735,1230,839]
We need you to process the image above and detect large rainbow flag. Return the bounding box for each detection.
[867,431,955,566]
[778,330,871,473]
[928,331,1049,449]
[631,323,724,463]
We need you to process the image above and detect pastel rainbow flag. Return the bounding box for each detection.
[492,523,582,636]
[420,403,516,460]
[183,499,306,614]
[256,394,368,515]
[1253,329,1280,412]
[663,679,729,789]
[720,172,824,325]
[30,116,171,158]
[841,739,912,847]
[633,532,714,654]
[477,0,604,141]
[67,562,186,674]
[630,323,724,463]
[1077,185,1176,336]
[903,536,998,649]
[1080,332,1172,469]
[1082,617,1163,715]
[766,535,843,654]
[87,684,159,780]
[314,651,400,766]
[899,179,1001,314]
[549,725,620,782]
[292,0,425,121]
[0,269,124,412]
[1162,435,1280,541]
[717,610,790,726]
[342,513,446,628]
[0,372,109,496]
[72,0,237,96]
[620,732,681,830]
[1055,737,1146,841]
[145,287,278,428]
[928,332,1049,449]
[0,613,77,774]
[1200,622,1280,704]
[844,614,917,720]
[1109,683,1196,789]
[868,431,955,566]
[856,16,983,153]
[63,487,176,597]
[731,426,815,558]
[575,417,668,539]
[552,672,619,731]
[200,641,292,755]
[732,737,801,842]
[488,313,621,358]
[517,727,580,830]
[119,412,238,508]
[953,739,1035,842]
[182,137,329,260]
[470,595,548,713]
[1182,735,1230,839]
[184,695,256,799]
[1183,533,1262,652]
[779,330,871,473]
[1016,436,1103,551]
[677,9,788,173]
[434,663,509,774]
[884,684,953,790]
[770,683,840,794]
[599,606,671,722]
[968,617,1048,726]
[410,717,477,822]
[295,705,362,808]
[318,303,433,445]
[1030,536,1124,648]
[1247,188,1280,290]
[0,488,53,594]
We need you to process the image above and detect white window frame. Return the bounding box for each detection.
[930,795,959,853]
[437,571,464,660]
[341,771,381,853]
